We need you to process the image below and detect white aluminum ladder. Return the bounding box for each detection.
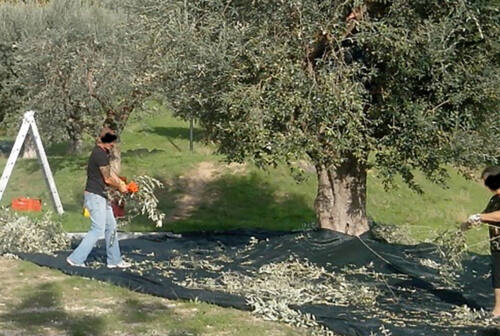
[0,111,64,214]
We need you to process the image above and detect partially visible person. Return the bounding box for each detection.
[464,166,500,317]
[66,127,130,269]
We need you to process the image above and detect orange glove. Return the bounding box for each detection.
[127,181,139,193]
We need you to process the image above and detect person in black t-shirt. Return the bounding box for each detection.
[66,128,130,269]
[464,166,500,317]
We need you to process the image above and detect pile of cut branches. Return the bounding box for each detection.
[0,209,69,255]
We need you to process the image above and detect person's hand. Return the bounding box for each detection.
[118,180,128,194]
[461,214,482,231]
[467,213,482,226]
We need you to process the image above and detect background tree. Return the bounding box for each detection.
[136,0,499,235]
[0,0,163,156]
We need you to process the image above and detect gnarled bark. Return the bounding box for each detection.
[66,117,84,155]
[314,155,368,236]
[109,143,121,176]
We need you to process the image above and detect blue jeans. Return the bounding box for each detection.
[68,192,123,265]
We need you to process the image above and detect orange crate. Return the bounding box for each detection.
[11,198,42,212]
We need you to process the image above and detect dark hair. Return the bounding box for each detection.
[481,166,500,191]
[100,132,117,144]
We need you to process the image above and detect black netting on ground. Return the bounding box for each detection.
[18,230,500,336]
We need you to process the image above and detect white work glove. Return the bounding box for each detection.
[467,213,482,225]
[461,213,482,231]
[461,214,481,231]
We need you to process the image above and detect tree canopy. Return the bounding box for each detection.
[0,0,162,153]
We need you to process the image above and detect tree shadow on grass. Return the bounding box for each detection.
[116,299,200,336]
[0,139,87,175]
[20,155,88,175]
[147,126,204,141]
[146,126,204,153]
[0,140,13,156]
[0,280,196,335]
[122,148,166,159]
[117,298,173,324]
[22,147,164,175]
[0,282,106,335]
[0,140,90,158]
[169,172,316,233]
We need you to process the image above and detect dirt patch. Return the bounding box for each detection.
[293,160,316,173]
[166,161,246,222]
[166,162,220,222]
[225,162,247,175]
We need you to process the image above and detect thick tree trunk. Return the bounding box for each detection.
[65,109,85,155]
[109,143,121,176]
[103,110,129,177]
[22,133,37,159]
[67,136,83,155]
[314,155,369,236]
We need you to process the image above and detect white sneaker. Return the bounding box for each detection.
[66,257,86,268]
[107,260,131,269]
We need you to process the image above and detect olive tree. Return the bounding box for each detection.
[122,0,499,235]
[0,0,162,155]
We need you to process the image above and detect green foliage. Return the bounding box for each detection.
[0,0,163,152]
[138,0,499,186]
[2,1,121,149]
[109,175,166,227]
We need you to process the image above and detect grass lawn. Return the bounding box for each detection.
[0,257,304,336]
[0,109,318,234]
[367,166,492,254]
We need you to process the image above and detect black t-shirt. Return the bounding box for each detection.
[484,194,500,251]
[85,146,110,198]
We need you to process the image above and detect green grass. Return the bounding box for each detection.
[0,107,492,253]
[0,109,318,234]
[173,168,316,232]
[0,258,303,336]
[367,168,491,253]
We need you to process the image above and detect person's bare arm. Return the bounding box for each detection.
[99,165,127,193]
[481,211,500,223]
